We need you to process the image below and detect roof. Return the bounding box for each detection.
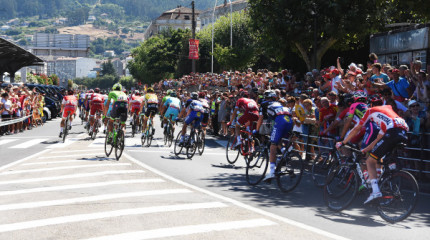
[0,38,44,74]
[156,6,201,21]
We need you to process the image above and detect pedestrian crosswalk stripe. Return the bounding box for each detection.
[0,139,18,146]
[0,170,145,185]
[10,139,48,149]
[0,179,164,196]
[0,189,192,212]
[85,218,277,240]
[38,153,102,159]
[49,149,100,154]
[0,202,227,233]
[23,160,96,166]
[0,163,132,176]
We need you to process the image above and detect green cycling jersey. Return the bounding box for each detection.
[108,90,127,102]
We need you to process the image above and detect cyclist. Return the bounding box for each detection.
[141,87,158,138]
[198,92,210,137]
[227,90,259,148]
[160,91,181,132]
[84,89,94,125]
[78,90,86,117]
[88,88,104,134]
[129,90,143,127]
[59,89,78,138]
[337,104,409,204]
[256,90,293,181]
[102,91,111,134]
[339,90,368,142]
[105,83,128,143]
[178,92,204,146]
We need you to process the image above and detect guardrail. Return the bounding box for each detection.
[291,128,430,181]
[0,115,32,127]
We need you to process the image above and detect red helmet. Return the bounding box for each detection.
[198,92,206,98]
[88,89,94,93]
[94,88,100,93]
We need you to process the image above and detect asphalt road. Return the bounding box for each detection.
[0,117,428,239]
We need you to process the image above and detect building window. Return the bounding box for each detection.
[184,15,190,20]
[386,53,398,67]
[413,50,427,70]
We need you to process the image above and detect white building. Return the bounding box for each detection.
[200,0,248,28]
[143,6,201,41]
[30,33,90,58]
[46,57,98,87]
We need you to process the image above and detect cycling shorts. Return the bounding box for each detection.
[78,99,84,107]
[370,128,407,163]
[84,101,90,111]
[144,103,158,117]
[270,115,293,145]
[361,121,380,150]
[110,101,128,123]
[201,112,209,127]
[90,101,104,116]
[62,105,76,119]
[238,111,259,125]
[185,111,203,128]
[130,106,141,115]
[165,107,180,121]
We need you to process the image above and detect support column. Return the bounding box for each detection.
[21,67,27,83]
[9,71,15,83]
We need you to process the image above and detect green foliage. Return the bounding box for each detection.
[90,37,128,55]
[101,60,117,77]
[50,74,59,85]
[5,29,21,36]
[93,4,125,20]
[119,76,136,90]
[68,79,73,89]
[73,75,118,89]
[66,7,90,26]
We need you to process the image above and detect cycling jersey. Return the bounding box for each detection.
[130,95,143,108]
[185,99,204,127]
[359,105,409,133]
[144,93,158,104]
[108,91,127,103]
[347,102,368,124]
[108,91,128,122]
[235,98,258,114]
[62,95,78,118]
[164,97,181,121]
[186,99,204,112]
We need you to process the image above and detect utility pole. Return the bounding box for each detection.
[191,1,196,73]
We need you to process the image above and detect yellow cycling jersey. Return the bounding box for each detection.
[144,93,158,104]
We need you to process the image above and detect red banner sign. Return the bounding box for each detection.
[189,39,199,60]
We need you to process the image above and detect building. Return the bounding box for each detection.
[111,59,125,77]
[200,0,248,28]
[46,57,98,87]
[370,24,429,69]
[143,6,201,40]
[30,33,90,58]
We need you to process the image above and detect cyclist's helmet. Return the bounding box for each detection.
[264,90,277,100]
[88,89,94,93]
[191,92,199,100]
[239,89,249,98]
[166,89,172,96]
[147,87,154,93]
[94,88,100,93]
[353,90,367,103]
[369,94,383,107]
[134,90,141,95]
[170,92,177,97]
[198,92,206,98]
[67,89,74,95]
[112,83,122,91]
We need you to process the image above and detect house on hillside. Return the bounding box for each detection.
[143,6,201,41]
[88,16,96,22]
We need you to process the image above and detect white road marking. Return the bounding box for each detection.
[23,160,96,166]
[0,189,192,212]
[124,153,350,240]
[38,153,101,159]
[85,218,277,240]
[0,139,18,146]
[0,202,227,233]
[0,179,164,196]
[0,149,51,172]
[10,139,48,149]
[0,163,131,176]
[49,149,101,154]
[88,137,104,147]
[46,138,78,149]
[0,170,145,185]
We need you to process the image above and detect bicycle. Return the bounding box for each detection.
[104,118,125,160]
[163,114,175,148]
[130,113,139,138]
[174,119,204,159]
[323,143,419,223]
[89,110,102,140]
[226,126,260,165]
[62,111,72,143]
[311,136,344,187]
[141,112,155,147]
[246,134,304,192]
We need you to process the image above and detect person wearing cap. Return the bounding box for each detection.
[330,68,342,94]
[372,68,410,104]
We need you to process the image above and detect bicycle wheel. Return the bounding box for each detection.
[104,133,113,157]
[276,151,304,193]
[163,126,168,146]
[174,132,184,156]
[376,170,419,223]
[197,131,205,155]
[244,137,260,165]
[323,164,359,211]
[146,123,153,147]
[115,130,125,160]
[246,148,269,185]
[311,152,335,188]
[226,135,240,164]
[186,133,197,159]
[131,123,136,138]
[167,125,174,147]
[62,118,68,143]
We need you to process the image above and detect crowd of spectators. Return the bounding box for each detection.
[0,83,45,135]
[155,53,430,178]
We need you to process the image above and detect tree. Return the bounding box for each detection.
[66,7,90,26]
[101,60,117,76]
[119,76,136,90]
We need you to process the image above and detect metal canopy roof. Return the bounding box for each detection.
[0,38,44,74]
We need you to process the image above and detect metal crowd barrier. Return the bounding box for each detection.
[0,115,32,127]
[292,128,430,180]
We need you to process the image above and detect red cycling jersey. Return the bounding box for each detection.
[90,93,104,103]
[235,98,258,114]
[62,95,77,118]
[359,105,409,133]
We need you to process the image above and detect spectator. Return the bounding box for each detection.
[370,63,390,83]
